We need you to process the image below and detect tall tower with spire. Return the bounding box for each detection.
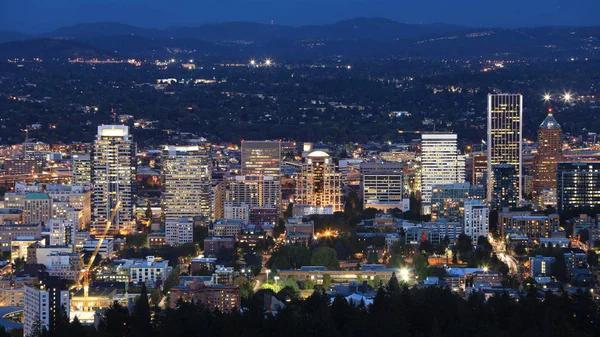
[533,109,564,196]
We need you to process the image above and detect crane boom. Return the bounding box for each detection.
[80,198,122,298]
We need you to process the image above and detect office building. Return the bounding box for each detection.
[285,217,314,245]
[240,140,281,177]
[23,193,53,225]
[420,133,465,214]
[491,164,518,209]
[91,125,136,234]
[24,283,69,337]
[0,224,41,252]
[556,162,600,211]
[165,218,194,246]
[360,161,405,210]
[533,112,563,193]
[487,93,523,202]
[162,145,212,221]
[203,236,236,254]
[295,150,343,214]
[209,219,244,237]
[464,200,489,244]
[430,182,485,222]
[71,154,91,185]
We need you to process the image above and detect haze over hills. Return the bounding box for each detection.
[0,18,599,60]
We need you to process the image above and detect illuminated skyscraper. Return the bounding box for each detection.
[241,140,281,177]
[533,111,563,197]
[91,125,136,234]
[162,145,212,221]
[295,150,342,214]
[487,94,523,203]
[420,133,465,214]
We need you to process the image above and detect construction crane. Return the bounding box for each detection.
[78,199,122,298]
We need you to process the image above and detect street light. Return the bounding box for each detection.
[274,276,280,285]
[265,58,272,66]
[563,92,573,103]
[543,93,551,102]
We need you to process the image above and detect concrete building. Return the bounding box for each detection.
[556,162,600,211]
[209,218,244,237]
[82,240,114,258]
[127,256,170,287]
[91,125,136,235]
[404,220,462,245]
[0,224,41,252]
[420,133,465,214]
[295,150,343,214]
[24,283,69,337]
[47,218,76,247]
[45,252,81,281]
[71,154,91,186]
[23,193,52,225]
[162,145,212,221]
[464,200,489,243]
[285,216,314,245]
[165,218,193,246]
[223,202,250,223]
[529,256,556,278]
[487,93,523,202]
[227,175,280,209]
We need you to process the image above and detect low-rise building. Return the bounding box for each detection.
[0,224,41,252]
[529,256,555,278]
[169,278,240,311]
[82,240,114,258]
[165,218,193,246]
[127,256,170,287]
[209,219,244,237]
[285,217,314,245]
[203,236,235,254]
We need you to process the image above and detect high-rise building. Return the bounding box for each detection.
[295,150,343,214]
[487,94,523,202]
[556,162,600,211]
[24,282,70,337]
[533,111,563,198]
[241,140,281,177]
[47,218,76,247]
[360,161,406,211]
[492,164,519,209]
[162,145,212,221]
[71,154,91,185]
[420,133,465,214]
[227,175,280,208]
[91,125,136,235]
[464,199,489,244]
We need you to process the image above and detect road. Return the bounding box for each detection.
[488,234,519,275]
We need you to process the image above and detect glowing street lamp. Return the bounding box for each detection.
[563,92,573,103]
[249,59,256,66]
[265,58,272,66]
[400,268,410,282]
[543,93,551,102]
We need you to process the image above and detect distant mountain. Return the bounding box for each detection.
[46,22,161,39]
[0,39,115,59]
[1,20,599,60]
[0,30,29,43]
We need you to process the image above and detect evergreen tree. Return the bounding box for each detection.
[131,285,151,337]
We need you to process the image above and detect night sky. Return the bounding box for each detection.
[2,0,599,33]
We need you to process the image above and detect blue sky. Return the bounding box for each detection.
[2,0,599,33]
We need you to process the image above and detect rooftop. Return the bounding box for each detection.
[539,113,561,130]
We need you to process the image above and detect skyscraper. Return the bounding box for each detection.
[492,164,518,209]
[24,282,69,337]
[162,145,212,221]
[487,93,523,203]
[91,125,136,234]
[295,150,343,214]
[556,162,600,211]
[533,111,563,196]
[420,133,465,214]
[241,140,281,177]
